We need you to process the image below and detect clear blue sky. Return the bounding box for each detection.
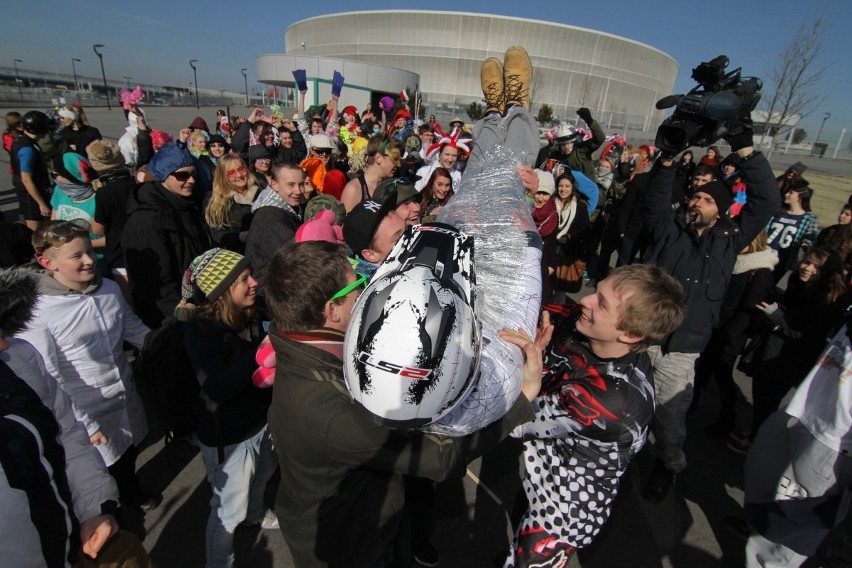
[5,0,850,131]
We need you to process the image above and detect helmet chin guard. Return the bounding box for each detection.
[343,223,481,429]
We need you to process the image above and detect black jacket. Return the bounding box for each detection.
[122,182,211,328]
[643,152,781,353]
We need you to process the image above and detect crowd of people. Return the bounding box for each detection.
[2,43,852,568]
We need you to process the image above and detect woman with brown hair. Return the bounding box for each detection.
[181,247,277,568]
[418,166,454,222]
[205,155,261,253]
[734,246,849,452]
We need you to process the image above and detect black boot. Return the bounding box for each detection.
[643,459,675,502]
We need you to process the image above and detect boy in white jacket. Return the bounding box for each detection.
[19,219,156,512]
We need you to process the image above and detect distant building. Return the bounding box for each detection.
[257,10,678,130]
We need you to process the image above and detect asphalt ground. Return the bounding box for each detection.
[2,106,846,567]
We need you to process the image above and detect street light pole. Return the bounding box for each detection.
[71,58,81,91]
[815,112,831,145]
[241,68,249,107]
[189,60,199,109]
[92,44,111,110]
[13,59,22,99]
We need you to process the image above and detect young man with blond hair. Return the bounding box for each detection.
[506,264,685,567]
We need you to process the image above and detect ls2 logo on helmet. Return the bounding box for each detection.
[357,352,434,381]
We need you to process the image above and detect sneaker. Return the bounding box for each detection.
[260,509,279,530]
[480,57,504,116]
[727,436,752,454]
[643,459,675,502]
[412,542,440,567]
[503,46,532,110]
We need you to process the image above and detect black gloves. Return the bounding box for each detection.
[577,108,593,124]
[724,118,755,152]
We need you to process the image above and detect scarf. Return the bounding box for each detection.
[250,186,300,219]
[56,179,94,201]
[556,198,578,241]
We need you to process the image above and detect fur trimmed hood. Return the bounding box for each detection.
[0,268,38,337]
[733,248,778,275]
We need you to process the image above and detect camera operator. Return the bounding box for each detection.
[641,120,781,501]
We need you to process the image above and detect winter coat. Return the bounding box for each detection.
[643,152,781,353]
[1,340,119,567]
[245,191,302,286]
[122,181,211,329]
[268,329,534,568]
[707,248,778,360]
[184,317,269,448]
[535,120,606,180]
[18,273,150,466]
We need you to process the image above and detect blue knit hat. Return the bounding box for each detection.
[148,143,196,182]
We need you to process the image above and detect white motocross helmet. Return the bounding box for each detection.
[555,124,579,144]
[343,223,481,429]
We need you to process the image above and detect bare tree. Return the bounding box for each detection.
[759,18,828,157]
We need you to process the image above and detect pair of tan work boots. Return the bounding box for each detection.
[481,46,533,116]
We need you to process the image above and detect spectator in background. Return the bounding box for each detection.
[57,105,102,155]
[206,155,260,254]
[123,143,211,329]
[88,140,135,300]
[11,111,53,230]
[699,145,721,167]
[419,167,455,223]
[766,183,819,282]
[3,112,23,173]
[245,162,305,286]
[776,161,808,201]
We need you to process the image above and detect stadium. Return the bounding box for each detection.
[257,10,678,131]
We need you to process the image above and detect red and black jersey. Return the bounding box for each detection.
[506,304,655,567]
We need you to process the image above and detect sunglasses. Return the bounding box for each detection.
[313,148,332,156]
[227,166,248,178]
[171,170,197,182]
[36,219,91,252]
[329,273,367,302]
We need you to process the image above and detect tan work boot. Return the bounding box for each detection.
[504,46,532,110]
[481,57,505,116]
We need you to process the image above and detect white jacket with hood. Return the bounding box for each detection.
[19,272,150,466]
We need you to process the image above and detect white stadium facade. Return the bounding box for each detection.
[257,10,678,131]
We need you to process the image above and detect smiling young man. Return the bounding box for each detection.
[245,162,306,286]
[506,264,685,567]
[21,220,156,514]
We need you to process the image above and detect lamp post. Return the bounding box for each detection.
[92,44,111,110]
[241,68,249,107]
[13,59,22,99]
[189,60,199,109]
[815,112,831,145]
[71,58,81,91]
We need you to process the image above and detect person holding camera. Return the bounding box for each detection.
[641,117,781,502]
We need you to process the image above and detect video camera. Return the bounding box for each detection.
[655,56,762,156]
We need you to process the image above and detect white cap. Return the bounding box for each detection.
[310,133,334,149]
[535,170,555,195]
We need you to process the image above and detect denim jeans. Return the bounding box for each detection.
[199,424,277,568]
[647,346,699,473]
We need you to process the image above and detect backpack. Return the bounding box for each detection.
[134,318,199,443]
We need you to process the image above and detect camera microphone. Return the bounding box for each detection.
[655,95,681,110]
